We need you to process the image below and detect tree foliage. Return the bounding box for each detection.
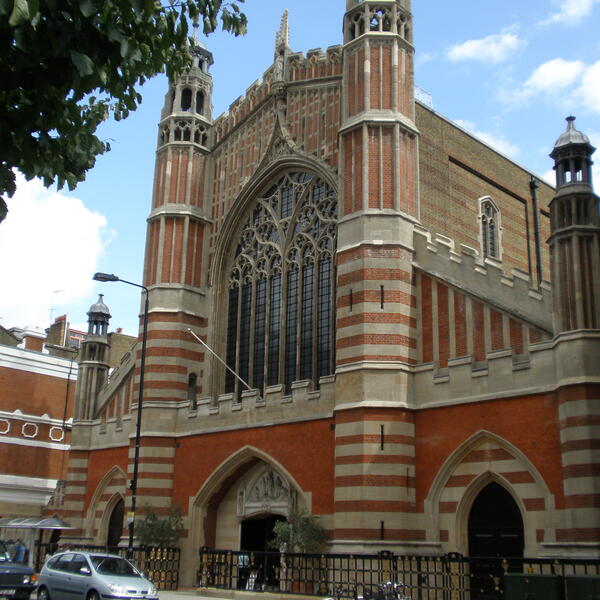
[136,505,184,547]
[0,0,246,206]
[269,512,328,554]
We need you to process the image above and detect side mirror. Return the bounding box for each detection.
[80,567,91,575]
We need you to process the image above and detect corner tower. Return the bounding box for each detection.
[337,0,419,383]
[549,116,600,332]
[333,0,422,550]
[550,117,600,554]
[142,39,214,404]
[73,294,111,420]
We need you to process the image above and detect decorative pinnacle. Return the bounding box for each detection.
[275,9,290,56]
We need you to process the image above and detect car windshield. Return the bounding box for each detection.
[89,556,140,577]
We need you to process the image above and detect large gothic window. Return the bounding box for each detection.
[225,172,337,397]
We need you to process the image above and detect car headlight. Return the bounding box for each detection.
[107,583,128,595]
[148,585,158,596]
[22,574,37,584]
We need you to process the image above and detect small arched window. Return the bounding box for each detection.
[187,373,197,409]
[196,91,204,115]
[181,88,192,111]
[480,198,500,259]
[224,171,337,398]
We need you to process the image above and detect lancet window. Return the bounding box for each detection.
[225,171,337,398]
[480,198,500,259]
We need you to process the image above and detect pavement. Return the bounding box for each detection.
[159,590,316,600]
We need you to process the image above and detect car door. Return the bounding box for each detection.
[66,554,92,599]
[45,553,76,598]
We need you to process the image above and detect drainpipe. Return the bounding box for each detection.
[530,176,543,285]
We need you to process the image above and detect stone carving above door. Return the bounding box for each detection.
[237,466,298,519]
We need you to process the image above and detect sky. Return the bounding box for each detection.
[1,0,599,336]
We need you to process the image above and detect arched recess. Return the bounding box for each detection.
[424,430,555,556]
[106,496,125,548]
[85,465,127,543]
[186,445,309,554]
[207,145,338,400]
[458,472,524,557]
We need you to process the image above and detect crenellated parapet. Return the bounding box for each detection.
[413,329,600,410]
[288,46,343,82]
[413,225,553,333]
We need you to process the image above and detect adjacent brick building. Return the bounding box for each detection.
[0,313,134,546]
[61,0,599,588]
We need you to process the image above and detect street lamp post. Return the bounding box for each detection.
[93,272,149,559]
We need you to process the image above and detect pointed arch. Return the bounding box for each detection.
[185,446,309,555]
[85,465,127,542]
[456,471,525,555]
[424,430,555,555]
[207,123,338,399]
[478,196,501,260]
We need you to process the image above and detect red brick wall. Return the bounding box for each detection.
[0,366,74,418]
[415,392,563,511]
[172,418,335,516]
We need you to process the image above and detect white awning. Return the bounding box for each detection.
[0,516,73,529]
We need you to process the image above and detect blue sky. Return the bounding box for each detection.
[1,0,599,336]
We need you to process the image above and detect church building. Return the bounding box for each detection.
[61,0,600,587]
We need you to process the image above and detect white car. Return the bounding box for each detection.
[37,551,159,600]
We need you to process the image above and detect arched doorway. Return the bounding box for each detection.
[106,498,124,549]
[468,482,524,599]
[240,514,284,552]
[468,481,524,558]
[240,514,285,591]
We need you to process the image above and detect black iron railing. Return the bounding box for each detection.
[197,548,600,600]
[35,543,180,591]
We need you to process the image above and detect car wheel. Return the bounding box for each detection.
[86,591,100,600]
[37,587,51,600]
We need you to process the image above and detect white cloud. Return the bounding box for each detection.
[540,168,556,187]
[447,32,524,64]
[587,131,600,188]
[524,58,585,94]
[541,0,600,25]
[0,174,111,329]
[416,51,435,67]
[577,60,600,114]
[504,59,600,114]
[454,119,520,158]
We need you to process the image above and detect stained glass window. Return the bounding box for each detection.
[225,172,337,397]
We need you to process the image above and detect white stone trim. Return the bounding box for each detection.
[0,345,78,379]
[0,436,69,450]
[0,409,72,427]
[49,426,65,442]
[21,422,38,438]
[0,474,58,506]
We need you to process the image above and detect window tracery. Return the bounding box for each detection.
[225,171,337,398]
[370,7,391,32]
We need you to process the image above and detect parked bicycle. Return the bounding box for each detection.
[325,580,411,600]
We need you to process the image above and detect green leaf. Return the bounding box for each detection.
[70,50,94,76]
[120,38,129,57]
[79,0,95,18]
[8,0,30,25]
